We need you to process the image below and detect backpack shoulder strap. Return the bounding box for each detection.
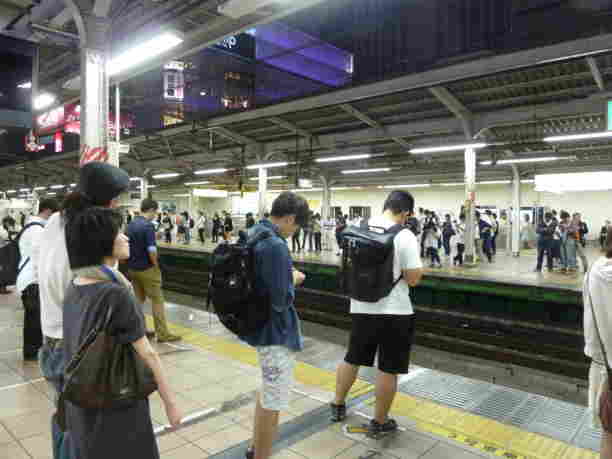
[586,267,612,385]
[386,224,406,288]
[16,221,44,243]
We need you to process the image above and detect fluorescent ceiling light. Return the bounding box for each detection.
[379,184,431,189]
[108,32,184,76]
[34,186,47,191]
[34,93,56,111]
[480,157,562,166]
[523,179,535,183]
[410,143,487,154]
[17,81,32,89]
[70,183,76,187]
[152,173,180,179]
[7,190,16,193]
[246,162,289,170]
[536,172,612,192]
[19,188,30,192]
[291,188,323,193]
[478,180,511,185]
[543,132,612,142]
[184,181,211,186]
[172,194,192,197]
[440,182,465,187]
[330,186,363,191]
[47,192,57,196]
[249,176,286,181]
[194,168,228,175]
[147,185,157,188]
[50,184,64,189]
[316,154,371,163]
[341,168,391,175]
[130,177,142,181]
[192,189,228,198]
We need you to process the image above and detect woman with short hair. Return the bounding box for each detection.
[63,207,182,459]
[584,226,612,458]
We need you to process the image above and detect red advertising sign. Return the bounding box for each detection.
[36,103,135,136]
[80,144,108,167]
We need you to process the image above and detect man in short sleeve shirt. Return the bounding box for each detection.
[127,198,180,343]
[331,190,424,436]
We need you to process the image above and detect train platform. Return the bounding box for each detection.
[0,288,601,459]
[158,240,604,292]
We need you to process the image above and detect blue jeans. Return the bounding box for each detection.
[39,342,72,459]
[562,238,577,269]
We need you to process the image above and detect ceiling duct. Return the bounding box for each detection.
[217,0,279,18]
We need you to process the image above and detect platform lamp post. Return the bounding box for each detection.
[463,146,477,264]
[511,165,521,257]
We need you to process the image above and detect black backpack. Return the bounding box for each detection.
[341,224,405,303]
[0,222,44,285]
[189,218,195,229]
[207,230,272,336]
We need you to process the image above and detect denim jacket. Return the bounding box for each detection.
[240,220,303,352]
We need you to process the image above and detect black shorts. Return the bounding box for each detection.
[344,314,415,374]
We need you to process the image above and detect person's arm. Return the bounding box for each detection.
[132,337,182,427]
[258,242,294,313]
[28,225,45,282]
[145,225,160,268]
[398,231,424,287]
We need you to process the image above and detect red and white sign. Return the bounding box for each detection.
[80,144,109,167]
[54,132,63,153]
[36,103,135,136]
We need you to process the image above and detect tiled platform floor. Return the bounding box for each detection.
[159,240,605,291]
[0,290,600,458]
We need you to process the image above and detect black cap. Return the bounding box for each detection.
[78,162,130,205]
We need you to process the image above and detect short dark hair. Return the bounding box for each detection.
[66,207,124,269]
[39,198,59,214]
[545,212,553,220]
[141,198,159,213]
[270,192,310,226]
[383,190,414,215]
[264,212,270,218]
[560,210,570,220]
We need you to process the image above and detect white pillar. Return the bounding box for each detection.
[464,147,476,263]
[320,175,331,221]
[258,167,268,219]
[79,16,112,166]
[140,177,148,201]
[511,165,521,257]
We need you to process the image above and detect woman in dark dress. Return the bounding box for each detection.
[63,208,182,459]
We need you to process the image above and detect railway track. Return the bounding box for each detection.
[157,262,589,380]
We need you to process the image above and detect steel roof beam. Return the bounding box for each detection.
[586,57,606,91]
[212,126,258,146]
[268,117,312,138]
[339,103,412,150]
[429,86,472,122]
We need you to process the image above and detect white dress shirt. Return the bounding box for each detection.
[16,216,46,293]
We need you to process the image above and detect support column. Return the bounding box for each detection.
[258,167,268,219]
[463,147,477,263]
[79,15,112,166]
[511,165,521,257]
[140,177,148,201]
[320,175,331,221]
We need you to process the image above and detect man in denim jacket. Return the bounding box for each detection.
[241,191,309,459]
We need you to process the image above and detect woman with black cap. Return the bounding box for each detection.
[37,162,131,459]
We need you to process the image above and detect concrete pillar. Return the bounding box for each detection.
[511,165,521,257]
[258,167,268,219]
[320,175,331,221]
[79,15,112,166]
[140,177,148,201]
[463,147,477,263]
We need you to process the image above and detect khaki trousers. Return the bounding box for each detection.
[129,267,171,338]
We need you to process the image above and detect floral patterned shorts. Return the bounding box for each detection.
[256,346,296,411]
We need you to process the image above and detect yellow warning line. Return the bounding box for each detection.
[146,315,373,400]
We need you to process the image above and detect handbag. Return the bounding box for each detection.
[56,285,157,432]
[585,268,612,432]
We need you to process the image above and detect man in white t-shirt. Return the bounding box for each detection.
[331,190,424,436]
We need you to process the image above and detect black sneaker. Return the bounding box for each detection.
[330,403,347,422]
[368,419,398,438]
[245,447,254,459]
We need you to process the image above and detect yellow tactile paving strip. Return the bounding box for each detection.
[150,315,598,458]
[376,393,598,459]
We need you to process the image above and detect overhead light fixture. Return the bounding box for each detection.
[523,179,535,183]
[184,181,211,186]
[108,32,184,76]
[291,188,323,193]
[34,93,56,111]
[172,194,192,197]
[130,177,142,181]
[19,188,30,192]
[147,185,157,188]
[341,168,391,175]
[440,182,465,187]
[194,168,228,175]
[478,180,511,185]
[480,157,563,166]
[70,183,76,187]
[17,82,32,89]
[536,172,612,192]
[34,186,47,191]
[410,143,487,154]
[246,162,289,170]
[50,184,65,189]
[543,132,612,142]
[379,184,431,189]
[152,173,180,179]
[193,189,228,198]
[47,192,57,196]
[315,154,371,163]
[7,190,16,193]
[330,186,364,191]
[249,175,285,181]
